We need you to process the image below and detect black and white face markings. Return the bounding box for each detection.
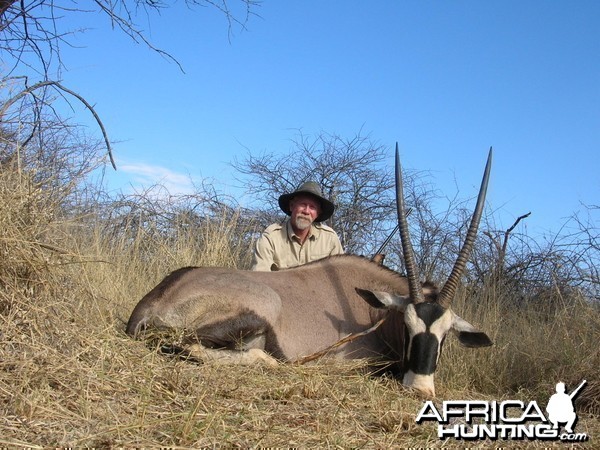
[355,287,453,375]
[403,302,452,374]
[354,287,492,397]
[400,301,455,398]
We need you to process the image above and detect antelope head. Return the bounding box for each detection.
[357,145,493,397]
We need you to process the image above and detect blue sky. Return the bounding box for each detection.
[57,1,598,237]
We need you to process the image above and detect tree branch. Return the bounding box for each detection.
[1,80,117,170]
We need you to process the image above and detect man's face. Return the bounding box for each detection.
[290,195,321,230]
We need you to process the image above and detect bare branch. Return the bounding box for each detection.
[1,0,260,78]
[1,80,117,170]
[232,130,396,256]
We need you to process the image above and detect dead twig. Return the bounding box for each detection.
[292,314,389,365]
[0,80,117,170]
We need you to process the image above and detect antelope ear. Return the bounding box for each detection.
[355,288,411,311]
[451,314,493,348]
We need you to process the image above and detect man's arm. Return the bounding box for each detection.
[330,230,344,256]
[251,232,276,271]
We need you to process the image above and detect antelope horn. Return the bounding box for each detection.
[395,143,425,304]
[438,147,493,308]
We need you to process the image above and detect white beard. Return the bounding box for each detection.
[294,215,313,230]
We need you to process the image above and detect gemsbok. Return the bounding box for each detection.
[127,146,494,397]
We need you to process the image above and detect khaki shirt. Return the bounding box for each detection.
[251,220,344,271]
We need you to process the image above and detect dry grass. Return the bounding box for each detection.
[437,282,600,414]
[1,161,598,448]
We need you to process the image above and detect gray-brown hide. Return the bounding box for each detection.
[127,255,410,367]
[126,254,491,397]
[127,147,495,397]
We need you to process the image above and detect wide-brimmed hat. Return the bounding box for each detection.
[278,181,335,223]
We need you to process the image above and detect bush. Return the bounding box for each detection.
[1,119,598,446]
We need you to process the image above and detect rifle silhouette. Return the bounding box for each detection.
[569,380,587,400]
[371,208,412,265]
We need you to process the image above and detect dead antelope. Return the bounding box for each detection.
[126,147,493,397]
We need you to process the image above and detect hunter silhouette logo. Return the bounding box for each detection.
[416,379,589,442]
[546,380,586,434]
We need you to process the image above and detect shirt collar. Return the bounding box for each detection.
[286,220,321,243]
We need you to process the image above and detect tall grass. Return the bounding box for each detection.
[0,159,598,447]
[437,283,599,412]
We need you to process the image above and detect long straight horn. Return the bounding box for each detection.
[438,147,493,308]
[395,143,425,303]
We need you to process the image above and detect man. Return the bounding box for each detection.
[251,181,344,271]
[546,381,586,434]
